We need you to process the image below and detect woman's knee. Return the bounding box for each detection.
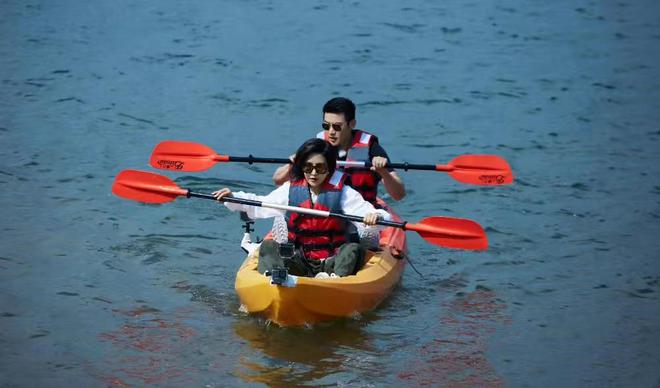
[257,240,284,274]
[332,243,364,276]
[339,242,361,257]
[259,240,279,255]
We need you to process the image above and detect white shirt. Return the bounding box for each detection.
[224,181,391,230]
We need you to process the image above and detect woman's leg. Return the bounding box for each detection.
[285,251,314,277]
[257,241,313,277]
[257,240,285,274]
[325,243,364,277]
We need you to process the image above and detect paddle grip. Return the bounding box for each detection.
[187,192,215,200]
[187,191,264,207]
[346,161,437,171]
[330,212,407,229]
[229,156,292,165]
[386,162,438,171]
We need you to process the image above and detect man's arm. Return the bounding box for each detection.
[272,164,291,185]
[370,142,406,200]
[272,154,295,185]
[378,167,406,201]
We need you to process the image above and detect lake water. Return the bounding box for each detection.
[2,0,660,386]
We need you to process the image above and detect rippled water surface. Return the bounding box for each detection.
[2,1,660,386]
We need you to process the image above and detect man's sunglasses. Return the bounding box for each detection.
[321,122,344,131]
[302,163,329,174]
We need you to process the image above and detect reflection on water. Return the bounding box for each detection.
[233,317,376,387]
[398,285,510,387]
[95,305,199,386]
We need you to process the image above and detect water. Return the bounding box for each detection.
[2,0,660,386]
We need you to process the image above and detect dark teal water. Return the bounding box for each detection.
[2,1,660,386]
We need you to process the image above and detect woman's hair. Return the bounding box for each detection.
[289,138,338,181]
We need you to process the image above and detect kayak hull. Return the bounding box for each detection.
[234,200,407,327]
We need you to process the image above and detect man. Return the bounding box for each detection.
[273,97,406,203]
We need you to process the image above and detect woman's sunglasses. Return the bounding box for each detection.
[321,122,344,131]
[302,163,329,174]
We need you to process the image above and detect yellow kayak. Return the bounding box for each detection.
[234,200,407,327]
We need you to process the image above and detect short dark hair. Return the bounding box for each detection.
[322,97,356,123]
[290,138,338,181]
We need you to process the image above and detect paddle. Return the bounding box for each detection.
[112,169,488,250]
[150,140,513,185]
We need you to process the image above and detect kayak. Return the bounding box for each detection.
[234,199,408,327]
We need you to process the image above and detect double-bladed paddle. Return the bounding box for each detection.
[112,169,488,250]
[150,140,513,186]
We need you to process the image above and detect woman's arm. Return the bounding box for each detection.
[212,183,290,219]
[340,186,391,224]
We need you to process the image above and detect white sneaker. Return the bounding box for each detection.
[314,272,330,279]
[330,273,339,278]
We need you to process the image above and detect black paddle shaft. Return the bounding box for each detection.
[228,155,291,165]
[228,156,439,171]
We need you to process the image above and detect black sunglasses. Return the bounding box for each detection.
[302,163,329,174]
[321,122,344,131]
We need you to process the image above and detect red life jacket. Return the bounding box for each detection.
[317,129,380,204]
[286,171,347,260]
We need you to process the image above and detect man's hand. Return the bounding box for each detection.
[370,156,389,175]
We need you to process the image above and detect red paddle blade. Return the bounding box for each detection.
[446,155,514,185]
[150,140,226,172]
[111,169,187,204]
[405,216,488,250]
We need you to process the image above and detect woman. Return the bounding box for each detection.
[213,138,390,278]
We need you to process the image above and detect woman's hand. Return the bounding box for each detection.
[363,212,381,226]
[212,188,233,202]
